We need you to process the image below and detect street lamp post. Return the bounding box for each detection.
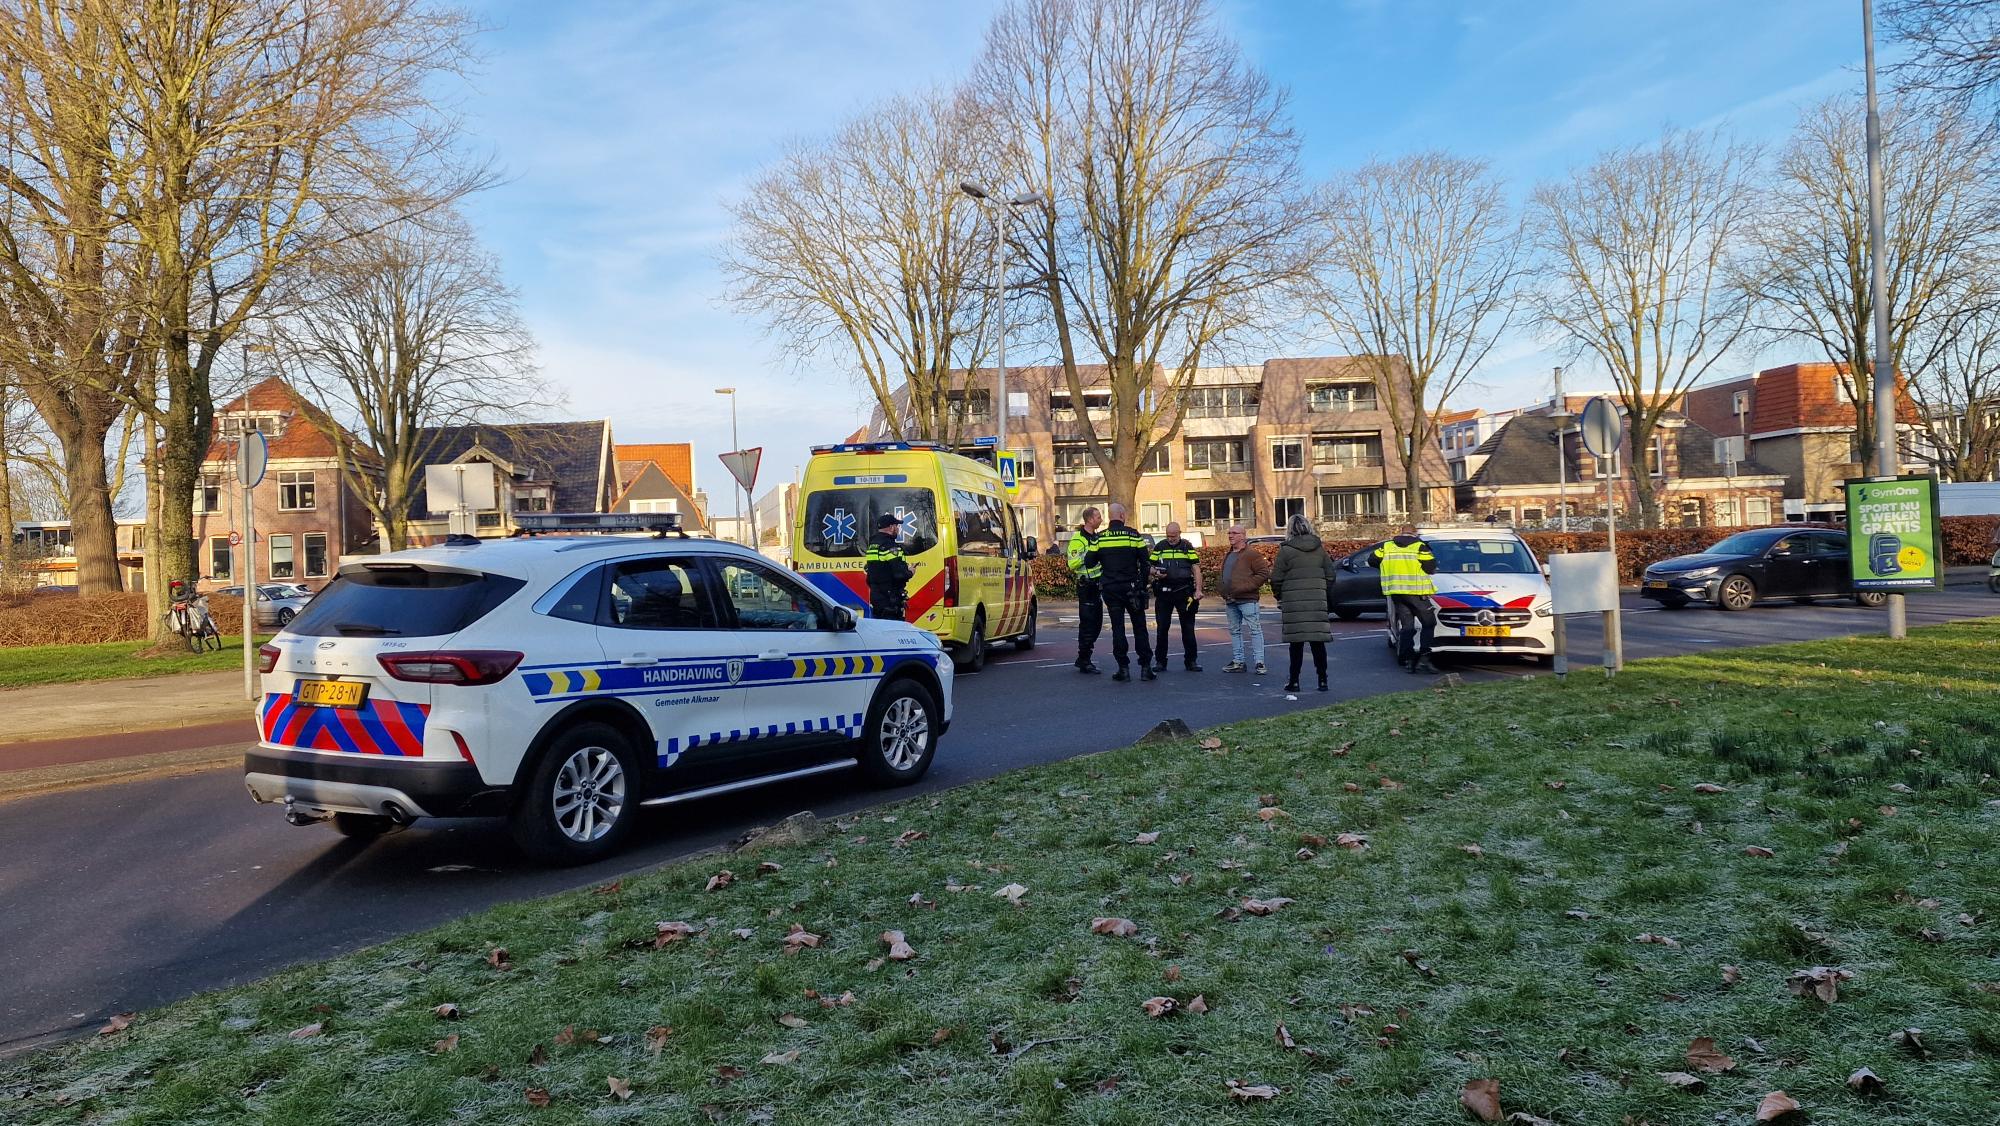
[714,387,757,548]
[959,181,1045,454]
[1862,0,1907,640]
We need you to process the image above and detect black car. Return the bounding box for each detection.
[1327,542,1387,619]
[1640,528,1887,611]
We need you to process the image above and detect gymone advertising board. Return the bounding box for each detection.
[1843,474,1943,592]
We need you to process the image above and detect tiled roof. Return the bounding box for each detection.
[202,377,352,462]
[1465,413,1779,488]
[615,443,695,495]
[412,421,610,514]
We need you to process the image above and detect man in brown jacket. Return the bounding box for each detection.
[1218,524,1270,674]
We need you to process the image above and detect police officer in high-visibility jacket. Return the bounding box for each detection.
[864,512,914,621]
[1373,522,1439,673]
[1085,503,1154,681]
[1067,506,1105,674]
[1149,521,1203,672]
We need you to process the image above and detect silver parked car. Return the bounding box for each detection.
[215,584,313,627]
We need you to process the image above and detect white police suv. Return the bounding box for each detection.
[243,514,952,864]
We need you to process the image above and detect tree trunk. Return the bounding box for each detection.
[1625,418,1661,528]
[155,339,214,628]
[1402,430,1423,519]
[61,418,122,594]
[0,387,14,593]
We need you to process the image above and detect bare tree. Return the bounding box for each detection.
[974,0,1312,512]
[1741,95,2000,458]
[1301,152,1522,513]
[723,90,997,444]
[1904,284,2000,480]
[1529,129,1759,528]
[279,213,545,550]
[1885,0,2000,114]
[0,6,152,593]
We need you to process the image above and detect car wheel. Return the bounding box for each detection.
[1989,574,2000,595]
[1332,606,1361,621]
[331,812,400,839]
[857,678,939,786]
[1717,575,1757,611]
[1855,590,1888,608]
[1015,599,1038,650]
[508,722,639,866]
[277,607,296,626]
[955,611,987,673]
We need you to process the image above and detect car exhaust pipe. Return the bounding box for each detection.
[381,801,413,826]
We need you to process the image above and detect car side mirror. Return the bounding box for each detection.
[832,606,858,631]
[1024,536,1038,556]
[1540,563,1551,578]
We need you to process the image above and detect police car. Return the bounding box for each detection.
[243,513,952,864]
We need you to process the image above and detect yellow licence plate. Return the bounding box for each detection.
[1464,626,1511,638]
[297,679,367,709]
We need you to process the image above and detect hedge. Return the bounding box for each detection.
[1026,516,1998,599]
[0,591,246,648]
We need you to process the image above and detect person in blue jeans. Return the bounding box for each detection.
[1216,524,1270,674]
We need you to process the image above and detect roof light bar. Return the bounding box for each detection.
[512,511,682,535]
[809,440,946,455]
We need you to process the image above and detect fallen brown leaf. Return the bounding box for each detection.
[1785,965,1852,1003]
[1744,845,1775,858]
[1686,1036,1737,1073]
[97,1013,134,1036]
[1335,832,1369,850]
[1893,1027,1928,1056]
[487,947,511,971]
[289,1022,323,1040]
[1142,996,1177,1018]
[1241,896,1295,916]
[1692,783,1729,794]
[1131,831,1160,845]
[1186,994,1208,1014]
[607,1075,633,1101]
[1199,736,1223,750]
[881,929,916,961]
[432,1002,462,1020]
[1754,1090,1801,1122]
[1295,847,1317,860]
[432,1033,459,1054]
[1400,949,1437,978]
[1847,1067,1884,1095]
[1634,933,1681,948]
[761,1049,801,1066]
[705,870,734,892]
[1544,779,1566,790]
[1879,805,1898,817]
[528,1043,549,1068]
[1299,833,1329,848]
[645,1026,673,1055]
[1331,741,1353,756]
[715,1063,746,1082]
[1256,807,1290,822]
[729,927,754,940]
[894,829,928,846]
[777,1013,809,1029]
[756,861,783,875]
[1379,777,1405,791]
[1275,1021,1296,1049]
[1342,782,1362,793]
[782,923,822,952]
[1258,793,1280,807]
[1458,843,1485,859]
[1460,1077,1503,1122]
[524,1087,551,1107]
[593,880,622,895]
[1225,1079,1279,1101]
[1090,917,1140,937]
[1658,1071,1707,1093]
[1722,964,1742,986]
[993,883,1029,904]
[654,921,697,948]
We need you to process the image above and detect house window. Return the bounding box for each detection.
[1646,435,1666,476]
[1273,497,1306,526]
[304,532,329,578]
[951,388,992,421]
[1057,500,1107,528]
[209,536,232,581]
[1307,382,1378,413]
[278,470,316,511]
[1732,390,1751,417]
[1053,446,1096,478]
[1140,502,1170,534]
[1311,436,1382,468]
[1017,505,1041,543]
[1048,390,1112,418]
[1270,438,1305,471]
[1522,507,1545,524]
[1745,496,1772,525]
[514,486,551,513]
[630,498,679,515]
[1191,495,1246,526]
[1014,449,1037,479]
[1142,445,1169,475]
[1183,384,1260,419]
[268,534,295,579]
[1389,488,1436,517]
[1318,488,1384,521]
[194,475,221,513]
[1186,438,1246,473]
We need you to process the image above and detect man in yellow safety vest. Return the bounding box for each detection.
[1372,523,1438,674]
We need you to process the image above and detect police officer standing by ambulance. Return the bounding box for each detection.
[1149,521,1203,671]
[1086,503,1154,681]
[1067,506,1105,674]
[864,512,913,621]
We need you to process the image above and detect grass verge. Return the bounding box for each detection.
[0,635,267,690]
[6,624,2000,1124]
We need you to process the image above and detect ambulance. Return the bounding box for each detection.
[794,441,1036,671]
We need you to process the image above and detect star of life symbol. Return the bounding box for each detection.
[821,507,857,546]
[893,506,919,544]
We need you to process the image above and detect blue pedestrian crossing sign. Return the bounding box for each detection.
[996,450,1021,496]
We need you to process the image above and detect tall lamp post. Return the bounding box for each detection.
[958,181,1045,453]
[1862,0,1907,640]
[714,386,757,547]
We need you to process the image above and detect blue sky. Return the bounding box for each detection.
[457,0,1872,504]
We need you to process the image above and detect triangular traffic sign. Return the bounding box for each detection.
[719,447,762,492]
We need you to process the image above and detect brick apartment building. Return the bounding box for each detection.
[864,356,1454,545]
[1682,362,1924,521]
[193,377,377,587]
[1455,406,1787,528]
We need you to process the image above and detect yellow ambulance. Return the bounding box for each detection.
[794,441,1036,671]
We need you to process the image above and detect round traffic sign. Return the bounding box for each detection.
[1579,396,1622,459]
[237,429,269,488]
[228,531,243,547]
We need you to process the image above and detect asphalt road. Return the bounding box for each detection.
[3,590,1996,1054]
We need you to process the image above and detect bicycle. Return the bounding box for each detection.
[166,587,224,652]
